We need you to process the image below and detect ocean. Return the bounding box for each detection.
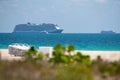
[0,33,120,51]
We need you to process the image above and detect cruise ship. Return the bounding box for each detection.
[13,23,63,34]
[100,30,116,34]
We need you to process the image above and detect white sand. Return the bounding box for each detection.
[0,49,120,61]
[76,50,120,62]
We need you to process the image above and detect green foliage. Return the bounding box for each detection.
[53,44,65,54]
[67,45,74,53]
[50,51,69,64]
[50,44,91,64]
[61,55,70,63]
[24,46,37,61]
[73,52,82,62]
[36,53,43,60]
[24,46,44,62]
[72,52,91,64]
[50,44,74,64]
[49,44,66,63]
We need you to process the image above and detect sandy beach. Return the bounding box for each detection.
[0,49,120,61]
[76,50,120,62]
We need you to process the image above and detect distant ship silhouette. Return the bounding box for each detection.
[100,30,116,34]
[13,22,63,34]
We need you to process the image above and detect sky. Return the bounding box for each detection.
[0,0,120,33]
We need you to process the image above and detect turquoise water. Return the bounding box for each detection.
[0,33,120,50]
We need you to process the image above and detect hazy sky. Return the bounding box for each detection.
[0,0,120,33]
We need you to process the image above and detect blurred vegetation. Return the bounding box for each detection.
[24,46,37,61]
[0,44,120,80]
